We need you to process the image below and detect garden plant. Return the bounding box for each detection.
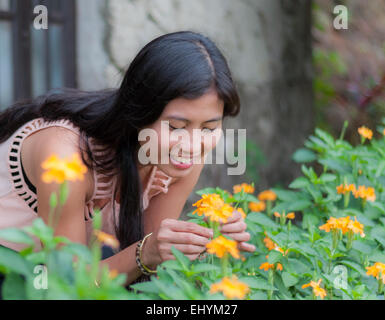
[1,120,385,300]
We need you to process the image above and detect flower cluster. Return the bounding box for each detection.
[206,235,240,259]
[233,183,255,194]
[353,185,376,202]
[192,193,234,223]
[319,216,365,237]
[210,275,250,299]
[358,126,373,140]
[302,279,327,299]
[366,262,385,284]
[259,255,283,272]
[336,183,376,202]
[41,153,88,184]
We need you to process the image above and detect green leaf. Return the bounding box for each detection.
[351,240,373,255]
[318,159,351,174]
[292,148,317,163]
[287,259,311,274]
[61,243,92,263]
[2,272,27,300]
[319,173,337,183]
[130,281,159,294]
[375,160,385,178]
[267,250,282,264]
[246,212,278,230]
[249,291,268,300]
[338,260,367,277]
[289,177,310,189]
[281,272,298,287]
[196,188,217,196]
[192,263,221,274]
[371,226,385,247]
[273,189,305,202]
[315,128,335,147]
[170,246,190,271]
[0,228,35,246]
[287,199,312,211]
[0,246,33,277]
[159,260,185,272]
[238,277,277,291]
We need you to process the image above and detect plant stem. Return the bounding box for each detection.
[221,253,229,277]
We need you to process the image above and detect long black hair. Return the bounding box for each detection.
[0,30,240,250]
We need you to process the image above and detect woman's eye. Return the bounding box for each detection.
[202,127,216,133]
[169,124,184,131]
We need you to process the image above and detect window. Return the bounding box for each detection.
[0,0,76,111]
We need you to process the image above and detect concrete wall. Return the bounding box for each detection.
[76,0,314,213]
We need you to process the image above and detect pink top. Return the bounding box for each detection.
[0,117,173,252]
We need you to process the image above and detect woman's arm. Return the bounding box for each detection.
[30,127,144,284]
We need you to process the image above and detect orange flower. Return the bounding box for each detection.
[263,234,276,251]
[274,245,289,256]
[206,236,240,259]
[210,275,250,299]
[302,279,327,299]
[336,184,356,195]
[358,126,373,140]
[233,183,254,194]
[274,211,281,218]
[366,262,385,284]
[41,153,88,184]
[348,217,365,238]
[94,230,119,249]
[259,262,275,271]
[258,190,277,202]
[192,194,234,223]
[273,212,295,220]
[353,185,376,202]
[248,201,266,212]
[109,269,119,279]
[286,212,295,220]
[319,216,365,237]
[259,256,283,272]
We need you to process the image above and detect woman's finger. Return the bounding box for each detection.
[221,231,250,242]
[222,210,242,225]
[167,219,213,239]
[220,220,247,233]
[238,242,256,252]
[160,243,206,255]
[159,231,211,246]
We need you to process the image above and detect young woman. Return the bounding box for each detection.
[0,31,255,289]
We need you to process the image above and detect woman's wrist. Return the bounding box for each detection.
[138,233,158,271]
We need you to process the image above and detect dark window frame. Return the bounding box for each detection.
[0,0,76,105]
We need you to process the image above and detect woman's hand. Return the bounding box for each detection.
[141,218,213,268]
[219,210,256,253]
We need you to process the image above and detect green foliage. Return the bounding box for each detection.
[1,122,385,299]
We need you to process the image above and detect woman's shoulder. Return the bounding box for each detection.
[21,123,94,202]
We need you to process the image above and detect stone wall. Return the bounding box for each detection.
[76,0,314,214]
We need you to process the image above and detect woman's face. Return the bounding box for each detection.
[138,89,224,178]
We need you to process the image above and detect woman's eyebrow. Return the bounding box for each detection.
[166,116,222,123]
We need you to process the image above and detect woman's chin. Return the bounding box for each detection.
[156,163,195,178]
